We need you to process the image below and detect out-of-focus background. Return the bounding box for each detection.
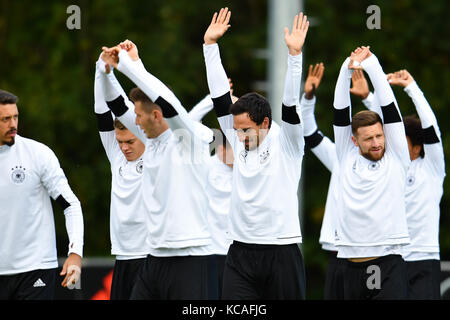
[1,0,449,299]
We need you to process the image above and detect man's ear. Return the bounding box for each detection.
[262,117,270,129]
[351,135,358,147]
[153,109,163,121]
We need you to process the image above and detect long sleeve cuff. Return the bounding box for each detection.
[68,241,83,258]
[362,91,375,108]
[360,53,379,70]
[360,54,396,108]
[404,81,420,97]
[94,57,112,114]
[333,57,352,125]
[64,203,84,258]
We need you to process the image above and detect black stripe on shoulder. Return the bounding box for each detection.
[304,129,325,149]
[155,96,178,118]
[106,95,128,117]
[55,195,70,210]
[381,102,402,124]
[211,92,232,117]
[282,104,301,125]
[422,125,440,144]
[333,106,351,127]
[95,111,114,132]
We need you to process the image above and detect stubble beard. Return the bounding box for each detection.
[361,147,385,162]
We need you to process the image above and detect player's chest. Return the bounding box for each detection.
[0,155,40,191]
[115,158,144,182]
[235,142,276,176]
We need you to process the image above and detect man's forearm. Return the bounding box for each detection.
[361,55,401,124]
[63,198,84,258]
[116,50,181,118]
[404,81,438,130]
[333,58,352,125]
[203,43,232,118]
[300,94,317,137]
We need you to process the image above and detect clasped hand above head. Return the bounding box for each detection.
[348,46,372,70]
[101,39,140,69]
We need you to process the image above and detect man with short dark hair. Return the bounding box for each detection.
[0,89,84,299]
[333,47,411,299]
[94,57,148,300]
[203,7,309,299]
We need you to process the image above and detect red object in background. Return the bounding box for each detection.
[90,269,113,300]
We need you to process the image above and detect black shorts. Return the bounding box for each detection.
[130,254,210,300]
[323,251,346,300]
[406,259,441,300]
[222,241,306,300]
[207,254,227,300]
[0,268,57,300]
[110,258,146,300]
[343,254,407,300]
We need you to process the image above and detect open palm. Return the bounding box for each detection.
[204,7,231,45]
[350,70,370,99]
[304,63,324,99]
[284,12,309,56]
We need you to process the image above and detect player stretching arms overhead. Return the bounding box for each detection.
[351,68,445,299]
[203,7,309,299]
[94,55,149,300]
[100,40,214,299]
[333,47,411,299]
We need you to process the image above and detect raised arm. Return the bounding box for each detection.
[302,95,337,173]
[360,50,410,168]
[97,49,146,143]
[301,63,324,138]
[203,8,234,142]
[109,41,213,146]
[189,79,237,123]
[388,70,445,176]
[301,63,337,172]
[188,94,213,122]
[94,55,119,161]
[332,53,354,162]
[279,12,309,157]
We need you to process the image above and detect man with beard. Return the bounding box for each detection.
[0,89,84,299]
[203,7,309,299]
[351,69,445,299]
[332,47,411,299]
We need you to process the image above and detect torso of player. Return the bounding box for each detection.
[338,147,409,246]
[141,129,212,252]
[229,122,303,245]
[0,135,58,274]
[403,156,443,252]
